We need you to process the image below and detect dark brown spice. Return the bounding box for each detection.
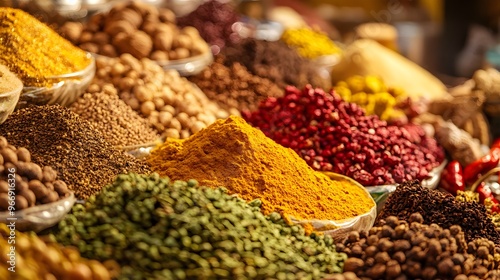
[223,38,330,89]
[188,56,283,112]
[0,105,150,199]
[377,180,500,245]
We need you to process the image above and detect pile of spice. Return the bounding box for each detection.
[59,1,210,60]
[188,56,283,112]
[338,213,500,279]
[54,173,347,279]
[0,64,22,94]
[377,180,500,244]
[148,116,374,222]
[0,8,91,87]
[177,0,240,54]
[223,38,330,89]
[70,89,160,147]
[1,224,117,280]
[334,75,410,123]
[280,27,341,59]
[0,136,71,212]
[0,105,150,199]
[243,85,445,186]
[91,54,231,139]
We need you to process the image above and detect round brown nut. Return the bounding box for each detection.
[19,190,36,207]
[154,32,173,52]
[1,148,17,164]
[44,182,54,191]
[104,20,136,37]
[79,43,99,54]
[0,181,8,193]
[23,162,43,181]
[15,195,28,210]
[0,137,7,148]
[41,191,59,204]
[0,193,9,210]
[42,166,58,183]
[16,147,31,163]
[14,176,28,194]
[53,180,69,196]
[29,180,48,200]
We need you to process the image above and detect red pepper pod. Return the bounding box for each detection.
[491,138,500,150]
[463,151,500,184]
[439,160,465,195]
[476,183,500,213]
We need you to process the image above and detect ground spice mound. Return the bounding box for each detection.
[0,64,22,93]
[0,8,90,87]
[148,116,374,221]
[0,105,150,199]
[223,38,330,89]
[188,56,284,112]
[377,180,500,244]
[70,91,160,147]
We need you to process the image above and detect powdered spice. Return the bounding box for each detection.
[148,116,374,221]
[0,105,150,199]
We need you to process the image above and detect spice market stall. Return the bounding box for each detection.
[0,0,500,279]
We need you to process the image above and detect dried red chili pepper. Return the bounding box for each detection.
[463,151,500,184]
[475,183,500,213]
[439,160,465,195]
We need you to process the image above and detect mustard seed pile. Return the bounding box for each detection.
[70,90,160,147]
[0,105,150,199]
[0,8,91,87]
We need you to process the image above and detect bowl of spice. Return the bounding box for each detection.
[155,50,214,76]
[0,64,22,124]
[0,137,76,232]
[0,8,95,109]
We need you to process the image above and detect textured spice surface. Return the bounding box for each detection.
[0,105,150,199]
[189,56,283,112]
[377,180,500,244]
[223,38,330,89]
[0,8,90,87]
[281,27,341,59]
[148,116,374,221]
[0,64,22,93]
[70,91,159,147]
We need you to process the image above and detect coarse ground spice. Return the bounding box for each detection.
[188,56,283,112]
[377,180,500,245]
[0,64,22,93]
[244,85,445,186]
[223,38,330,89]
[148,116,374,222]
[281,27,341,59]
[0,105,150,199]
[70,90,160,147]
[177,0,240,54]
[0,8,91,87]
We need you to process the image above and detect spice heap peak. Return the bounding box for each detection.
[0,8,90,87]
[148,115,374,221]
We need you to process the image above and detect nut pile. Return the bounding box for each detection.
[0,224,117,280]
[189,56,283,112]
[0,105,150,199]
[338,213,500,279]
[70,89,160,147]
[59,1,210,60]
[0,137,71,211]
[223,38,330,89]
[54,173,347,279]
[91,54,230,139]
[243,85,445,186]
[377,180,500,244]
[177,0,240,54]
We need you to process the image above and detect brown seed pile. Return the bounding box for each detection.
[59,1,209,60]
[377,180,500,244]
[223,38,330,89]
[338,213,500,280]
[189,56,284,112]
[0,137,70,211]
[91,54,231,139]
[0,105,150,199]
[70,89,160,147]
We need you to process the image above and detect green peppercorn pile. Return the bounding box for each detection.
[53,173,347,280]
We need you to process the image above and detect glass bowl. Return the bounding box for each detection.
[0,80,22,124]
[365,159,448,213]
[0,192,76,232]
[156,50,213,76]
[310,54,340,88]
[292,172,377,243]
[17,53,96,109]
[164,0,203,17]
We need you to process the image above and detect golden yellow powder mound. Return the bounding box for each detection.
[0,8,90,87]
[148,115,374,221]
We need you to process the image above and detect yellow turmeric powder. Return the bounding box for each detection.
[148,116,374,221]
